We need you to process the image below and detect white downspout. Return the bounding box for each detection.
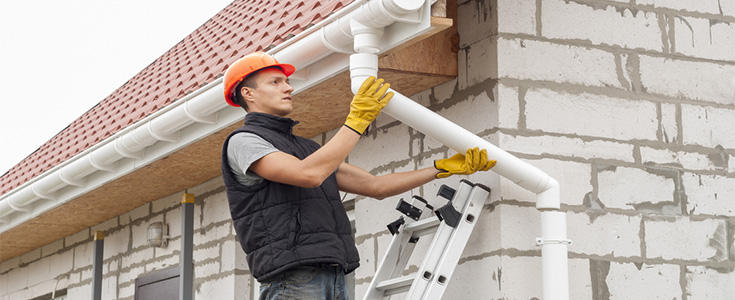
[347,8,570,300]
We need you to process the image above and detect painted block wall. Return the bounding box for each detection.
[0,177,252,300]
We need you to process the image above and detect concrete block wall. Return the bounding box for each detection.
[344,0,735,299]
[2,1,734,300]
[0,177,251,300]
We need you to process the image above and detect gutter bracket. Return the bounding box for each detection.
[88,155,118,172]
[59,169,86,187]
[8,198,32,213]
[114,138,145,159]
[184,102,218,124]
[147,122,180,143]
[32,184,57,201]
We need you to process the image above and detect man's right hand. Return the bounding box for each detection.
[344,76,394,135]
[434,147,496,179]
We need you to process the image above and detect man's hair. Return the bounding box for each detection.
[234,66,284,111]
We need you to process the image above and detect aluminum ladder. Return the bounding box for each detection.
[363,180,491,300]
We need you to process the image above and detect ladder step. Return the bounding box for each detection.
[403,216,440,237]
[375,274,416,295]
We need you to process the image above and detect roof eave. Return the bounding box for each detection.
[0,0,438,239]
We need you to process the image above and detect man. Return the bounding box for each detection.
[221,52,495,299]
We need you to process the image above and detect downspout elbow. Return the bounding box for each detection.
[536,176,560,210]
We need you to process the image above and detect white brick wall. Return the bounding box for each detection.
[674,16,735,62]
[348,124,411,171]
[457,0,495,47]
[686,266,735,299]
[637,0,725,15]
[73,242,93,269]
[639,55,735,105]
[463,205,534,256]
[196,274,239,300]
[195,260,220,278]
[660,103,678,143]
[597,166,675,210]
[645,216,727,262]
[201,190,230,224]
[121,247,154,269]
[542,0,662,51]
[496,83,520,129]
[525,88,659,140]
[500,133,636,162]
[436,89,496,135]
[724,0,735,17]
[462,37,496,89]
[681,104,735,148]
[497,0,536,35]
[682,173,735,216]
[65,228,89,247]
[498,38,622,87]
[103,227,130,260]
[567,211,641,257]
[606,262,681,300]
[447,256,544,299]
[640,147,718,171]
[568,258,594,300]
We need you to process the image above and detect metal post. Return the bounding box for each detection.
[180,193,195,300]
[92,231,104,300]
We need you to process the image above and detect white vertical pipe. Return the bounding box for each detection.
[540,211,570,300]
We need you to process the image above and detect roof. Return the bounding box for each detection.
[0,0,353,196]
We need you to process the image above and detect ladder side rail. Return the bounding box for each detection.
[364,197,435,300]
[364,229,411,300]
[420,185,491,299]
[404,181,475,300]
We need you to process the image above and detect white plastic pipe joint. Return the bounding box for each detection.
[350,53,379,94]
[350,19,383,54]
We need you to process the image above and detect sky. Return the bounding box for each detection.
[0,0,235,175]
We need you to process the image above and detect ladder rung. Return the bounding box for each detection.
[403,216,440,237]
[375,274,416,295]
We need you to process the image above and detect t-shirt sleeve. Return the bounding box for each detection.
[226,132,279,186]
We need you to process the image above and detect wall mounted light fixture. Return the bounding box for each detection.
[147,222,168,248]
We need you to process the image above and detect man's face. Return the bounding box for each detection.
[243,68,294,116]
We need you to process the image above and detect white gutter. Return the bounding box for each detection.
[0,0,569,298]
[0,0,430,231]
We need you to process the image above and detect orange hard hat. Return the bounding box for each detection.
[223,52,296,107]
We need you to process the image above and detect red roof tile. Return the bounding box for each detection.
[0,0,353,196]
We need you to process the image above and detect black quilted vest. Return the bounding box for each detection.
[221,112,360,281]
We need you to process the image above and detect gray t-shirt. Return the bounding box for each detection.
[226,132,279,186]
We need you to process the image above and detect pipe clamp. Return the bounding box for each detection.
[535,237,572,246]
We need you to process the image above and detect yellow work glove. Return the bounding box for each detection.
[434,147,496,179]
[344,76,394,134]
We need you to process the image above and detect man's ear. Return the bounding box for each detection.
[240,86,255,104]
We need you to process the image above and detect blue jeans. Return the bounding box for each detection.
[259,264,349,300]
